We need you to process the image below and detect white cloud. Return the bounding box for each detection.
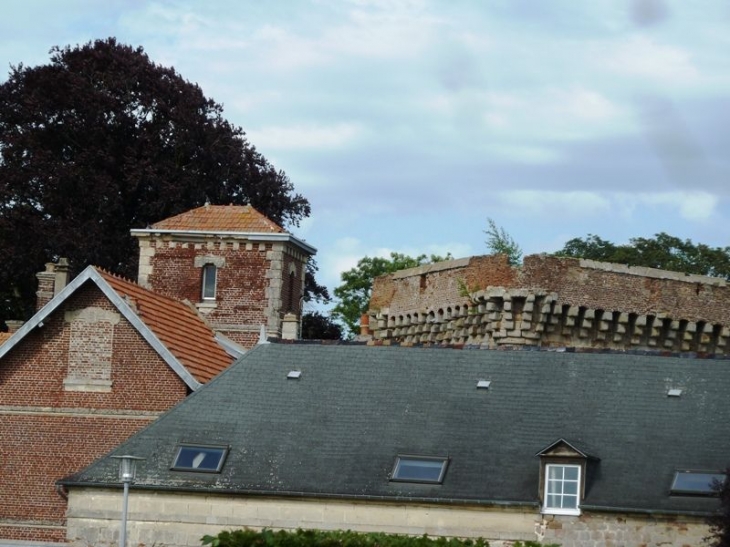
[248,123,363,151]
[616,191,718,221]
[498,191,612,216]
[605,35,699,83]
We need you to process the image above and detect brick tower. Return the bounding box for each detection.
[131,204,315,347]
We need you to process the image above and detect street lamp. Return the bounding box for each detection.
[112,455,144,547]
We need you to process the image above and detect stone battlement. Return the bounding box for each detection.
[367,254,730,354]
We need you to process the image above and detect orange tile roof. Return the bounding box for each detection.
[152,204,285,234]
[99,270,233,384]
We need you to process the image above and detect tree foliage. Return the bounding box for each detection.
[707,469,730,547]
[301,311,343,340]
[485,218,522,265]
[554,233,730,278]
[0,38,323,324]
[332,252,452,336]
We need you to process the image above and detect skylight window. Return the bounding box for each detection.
[477,380,491,389]
[667,388,683,397]
[172,444,228,473]
[390,455,448,484]
[671,471,725,496]
[287,370,301,379]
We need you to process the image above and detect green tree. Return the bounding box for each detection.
[0,38,325,325]
[554,233,730,278]
[485,218,522,265]
[332,252,452,336]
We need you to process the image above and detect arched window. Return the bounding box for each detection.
[202,264,217,300]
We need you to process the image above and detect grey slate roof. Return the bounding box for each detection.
[62,344,730,515]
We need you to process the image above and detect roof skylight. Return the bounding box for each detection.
[667,388,683,397]
[390,455,449,484]
[171,444,228,473]
[287,370,302,379]
[477,380,491,389]
[671,471,725,496]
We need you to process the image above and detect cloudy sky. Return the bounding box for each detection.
[2,0,730,311]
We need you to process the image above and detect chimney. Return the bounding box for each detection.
[36,258,70,310]
[5,320,24,333]
[281,313,299,340]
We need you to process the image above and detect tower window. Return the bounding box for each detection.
[202,264,217,300]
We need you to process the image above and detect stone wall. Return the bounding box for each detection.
[66,488,534,547]
[537,513,707,547]
[66,488,709,547]
[367,254,730,353]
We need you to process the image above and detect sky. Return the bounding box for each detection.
[2,0,730,314]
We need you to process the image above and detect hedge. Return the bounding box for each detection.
[201,528,558,547]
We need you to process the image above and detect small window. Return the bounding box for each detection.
[544,464,581,515]
[671,471,725,496]
[202,264,217,300]
[391,455,448,484]
[172,444,228,472]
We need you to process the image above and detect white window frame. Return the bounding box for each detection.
[543,463,582,515]
[202,263,217,300]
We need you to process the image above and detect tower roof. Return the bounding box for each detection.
[151,204,285,234]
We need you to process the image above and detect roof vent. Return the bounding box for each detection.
[477,380,491,389]
[667,388,683,397]
[287,370,302,380]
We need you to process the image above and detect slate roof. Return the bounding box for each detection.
[63,344,729,516]
[0,266,235,388]
[151,204,285,233]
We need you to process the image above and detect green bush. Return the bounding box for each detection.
[202,529,561,547]
[201,529,490,547]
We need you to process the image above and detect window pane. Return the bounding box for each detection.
[548,466,563,480]
[562,494,578,509]
[564,466,579,481]
[173,445,227,472]
[202,265,216,299]
[564,481,578,495]
[392,456,447,483]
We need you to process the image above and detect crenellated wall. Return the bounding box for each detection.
[367,254,730,354]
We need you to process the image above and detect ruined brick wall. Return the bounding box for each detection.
[368,254,730,353]
[370,255,516,313]
[0,284,188,541]
[137,236,309,346]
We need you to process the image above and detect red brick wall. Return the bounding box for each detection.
[146,240,272,331]
[0,282,188,540]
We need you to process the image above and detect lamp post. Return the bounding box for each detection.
[112,455,144,547]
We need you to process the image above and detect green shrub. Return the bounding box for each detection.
[201,529,490,547]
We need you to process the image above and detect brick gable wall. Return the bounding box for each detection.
[0,283,188,541]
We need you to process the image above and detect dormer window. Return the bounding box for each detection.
[536,438,599,516]
[202,264,217,300]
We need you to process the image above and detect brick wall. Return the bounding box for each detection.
[0,283,188,541]
[368,254,730,353]
[138,235,309,346]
